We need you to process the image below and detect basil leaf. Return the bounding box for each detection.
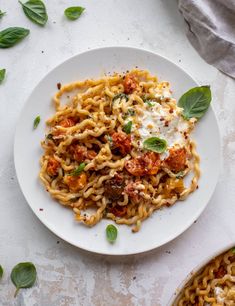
[19,0,48,26]
[0,69,6,83]
[107,135,113,147]
[11,262,37,297]
[64,6,85,21]
[0,27,30,48]
[0,265,3,279]
[71,163,86,176]
[143,137,167,153]
[106,224,118,243]
[33,115,40,129]
[232,247,235,254]
[123,121,132,134]
[178,86,211,120]
[112,93,128,103]
[0,10,6,18]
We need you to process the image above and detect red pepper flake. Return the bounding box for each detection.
[39,208,44,211]
[57,83,61,90]
[164,121,169,127]
[160,117,164,121]
[169,108,173,114]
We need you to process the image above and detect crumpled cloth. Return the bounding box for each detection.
[178,0,235,78]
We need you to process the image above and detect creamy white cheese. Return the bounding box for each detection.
[214,287,225,304]
[138,102,190,159]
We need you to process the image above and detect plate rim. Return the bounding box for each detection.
[14,46,221,255]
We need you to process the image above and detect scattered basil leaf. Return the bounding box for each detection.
[33,116,40,129]
[64,6,85,21]
[232,247,235,254]
[123,108,135,119]
[143,137,167,153]
[123,121,132,134]
[106,224,118,243]
[0,27,30,48]
[178,86,211,120]
[0,10,6,18]
[0,69,6,83]
[175,171,184,178]
[107,135,113,147]
[112,93,129,103]
[71,163,86,176]
[11,262,37,298]
[0,265,3,279]
[19,0,48,26]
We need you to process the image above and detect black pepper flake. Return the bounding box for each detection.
[133,276,136,280]
[57,83,61,90]
[194,220,197,223]
[57,241,60,244]
[39,208,44,211]
[165,250,171,254]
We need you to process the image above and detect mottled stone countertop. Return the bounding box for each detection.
[0,0,234,305]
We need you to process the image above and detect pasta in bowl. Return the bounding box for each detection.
[39,68,209,232]
[171,247,235,305]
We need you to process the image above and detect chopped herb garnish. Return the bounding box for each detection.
[123,121,132,134]
[144,99,155,107]
[107,135,113,147]
[71,163,86,176]
[0,69,6,83]
[112,93,128,103]
[106,224,118,243]
[46,133,53,140]
[175,171,184,178]
[123,108,135,119]
[0,265,3,279]
[33,115,40,129]
[0,10,6,18]
[232,247,235,254]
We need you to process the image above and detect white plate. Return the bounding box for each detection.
[14,47,220,255]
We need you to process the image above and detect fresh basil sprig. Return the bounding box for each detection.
[71,163,86,176]
[0,265,3,279]
[0,69,6,83]
[106,224,118,243]
[11,262,37,297]
[33,115,40,129]
[64,6,85,21]
[123,121,132,134]
[178,86,211,120]
[19,0,48,26]
[0,10,6,18]
[0,27,30,48]
[143,137,167,153]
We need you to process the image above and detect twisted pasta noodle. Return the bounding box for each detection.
[39,69,201,232]
[173,248,235,305]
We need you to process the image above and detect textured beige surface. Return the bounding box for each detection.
[0,0,234,305]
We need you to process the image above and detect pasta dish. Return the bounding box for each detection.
[39,69,200,232]
[173,248,235,305]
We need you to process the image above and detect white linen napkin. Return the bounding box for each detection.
[178,0,235,78]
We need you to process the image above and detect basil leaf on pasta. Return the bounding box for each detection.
[19,0,48,26]
[11,262,37,297]
[143,137,167,153]
[0,69,6,83]
[0,27,30,48]
[0,265,3,279]
[106,224,118,243]
[232,247,235,254]
[178,86,211,120]
[123,121,132,134]
[71,163,86,176]
[0,10,6,18]
[33,116,40,129]
[144,99,155,107]
[64,6,85,21]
